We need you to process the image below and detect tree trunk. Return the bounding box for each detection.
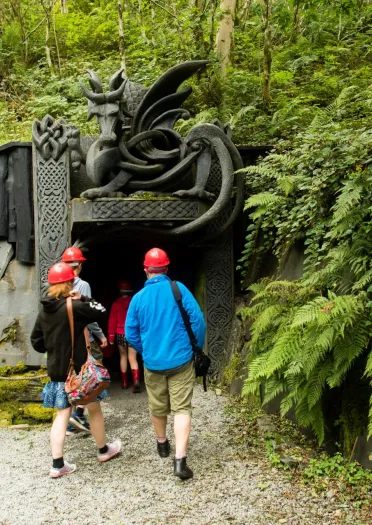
[137,0,148,41]
[241,0,252,22]
[60,0,68,14]
[192,0,206,56]
[215,0,237,77]
[261,0,272,107]
[53,10,61,73]
[117,0,126,73]
[291,0,300,42]
[40,1,54,74]
[207,0,218,55]
[151,5,156,47]
[45,13,54,74]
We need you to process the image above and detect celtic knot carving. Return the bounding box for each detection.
[206,158,222,195]
[36,157,69,295]
[91,200,199,220]
[32,115,69,161]
[204,237,234,376]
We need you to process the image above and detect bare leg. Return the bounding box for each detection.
[50,407,72,459]
[87,402,106,449]
[128,346,138,370]
[152,415,167,440]
[174,414,191,458]
[118,344,128,373]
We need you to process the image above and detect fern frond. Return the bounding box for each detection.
[302,327,335,376]
[307,362,333,409]
[241,380,261,397]
[291,297,330,328]
[330,294,364,321]
[368,396,372,440]
[240,165,281,180]
[277,175,305,196]
[251,305,283,343]
[262,377,286,404]
[352,268,372,291]
[265,331,303,375]
[248,354,271,380]
[244,192,286,210]
[310,403,325,444]
[280,395,294,417]
[331,180,363,224]
[365,350,372,378]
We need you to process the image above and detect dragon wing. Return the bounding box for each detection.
[130,60,208,136]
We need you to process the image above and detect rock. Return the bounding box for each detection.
[280,456,302,467]
[278,519,288,524]
[215,388,222,396]
[256,415,276,435]
[326,489,336,499]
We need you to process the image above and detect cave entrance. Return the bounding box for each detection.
[80,238,200,311]
[71,226,203,379]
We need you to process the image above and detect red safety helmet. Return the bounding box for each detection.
[48,262,76,284]
[118,280,133,292]
[144,248,170,273]
[61,246,86,263]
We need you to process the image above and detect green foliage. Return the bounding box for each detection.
[241,85,372,444]
[0,1,372,143]
[303,452,372,496]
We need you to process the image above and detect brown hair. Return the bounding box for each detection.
[47,280,73,299]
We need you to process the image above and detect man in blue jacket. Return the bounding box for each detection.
[125,247,206,480]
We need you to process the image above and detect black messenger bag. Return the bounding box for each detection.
[170,281,211,391]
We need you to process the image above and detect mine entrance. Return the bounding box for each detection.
[80,237,200,309]
[72,228,202,378]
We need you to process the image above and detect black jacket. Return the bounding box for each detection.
[30,295,106,382]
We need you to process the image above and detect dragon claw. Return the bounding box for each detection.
[80,188,126,199]
[173,189,215,201]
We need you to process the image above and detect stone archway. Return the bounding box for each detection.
[32,139,234,375]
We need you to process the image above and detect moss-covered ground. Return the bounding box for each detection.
[0,362,53,426]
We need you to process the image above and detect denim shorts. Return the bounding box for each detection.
[41,381,107,409]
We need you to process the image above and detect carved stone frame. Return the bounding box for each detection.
[32,148,71,298]
[32,141,234,373]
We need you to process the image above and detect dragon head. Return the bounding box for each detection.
[80,69,128,149]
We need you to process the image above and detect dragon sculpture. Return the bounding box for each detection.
[70,60,244,238]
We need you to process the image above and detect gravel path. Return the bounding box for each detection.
[0,384,363,525]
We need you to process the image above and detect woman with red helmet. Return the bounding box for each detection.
[108,280,140,392]
[30,262,121,478]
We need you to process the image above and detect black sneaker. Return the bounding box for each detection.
[173,457,193,480]
[157,439,170,458]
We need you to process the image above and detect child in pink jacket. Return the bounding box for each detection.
[108,281,140,392]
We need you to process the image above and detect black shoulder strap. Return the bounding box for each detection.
[170,280,198,352]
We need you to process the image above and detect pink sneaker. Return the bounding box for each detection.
[49,460,76,478]
[97,440,122,462]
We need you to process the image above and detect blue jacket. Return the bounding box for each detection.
[125,275,206,371]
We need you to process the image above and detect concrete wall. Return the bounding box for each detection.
[0,251,42,367]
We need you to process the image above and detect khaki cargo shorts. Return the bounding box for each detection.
[144,359,195,416]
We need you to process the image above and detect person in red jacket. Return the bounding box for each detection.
[108,280,140,392]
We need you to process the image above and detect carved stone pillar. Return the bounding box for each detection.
[202,158,234,375]
[32,116,71,297]
[203,236,234,376]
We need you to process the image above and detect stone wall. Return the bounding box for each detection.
[0,253,41,367]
